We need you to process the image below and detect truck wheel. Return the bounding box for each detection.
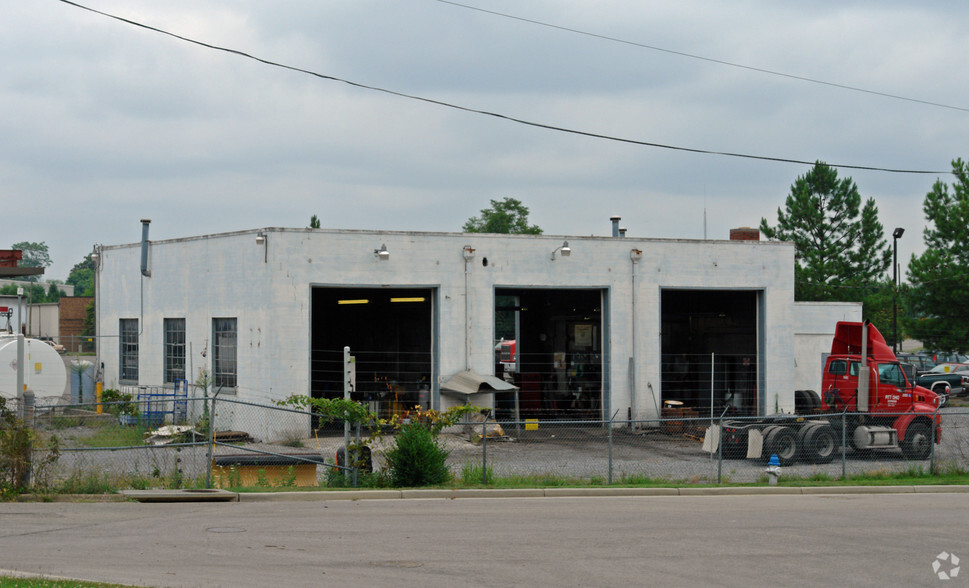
[764,426,798,466]
[800,424,837,464]
[795,390,820,412]
[901,422,931,460]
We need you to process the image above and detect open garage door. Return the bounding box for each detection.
[311,287,434,427]
[661,289,759,416]
[495,288,606,420]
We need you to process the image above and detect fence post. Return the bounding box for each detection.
[717,406,728,484]
[481,415,488,485]
[709,352,715,423]
[840,408,848,480]
[930,406,938,475]
[608,411,617,485]
[205,391,219,489]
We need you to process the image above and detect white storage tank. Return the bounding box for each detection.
[0,335,68,401]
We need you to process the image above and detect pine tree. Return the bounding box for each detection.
[760,162,890,303]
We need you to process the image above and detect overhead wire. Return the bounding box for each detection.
[56,0,953,176]
[433,0,969,114]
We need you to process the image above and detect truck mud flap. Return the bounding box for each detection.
[747,428,764,459]
[702,425,719,453]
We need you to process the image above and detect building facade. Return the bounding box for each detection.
[94,225,859,441]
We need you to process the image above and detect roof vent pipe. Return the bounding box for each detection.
[610,215,621,238]
[619,227,627,238]
[140,218,151,277]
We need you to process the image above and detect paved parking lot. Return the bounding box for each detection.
[3,492,969,587]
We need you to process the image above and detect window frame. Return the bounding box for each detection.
[212,317,238,392]
[119,318,139,383]
[163,318,186,384]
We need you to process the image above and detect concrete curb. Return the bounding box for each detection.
[14,485,969,503]
[232,484,969,501]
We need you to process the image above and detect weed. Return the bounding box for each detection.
[460,461,494,485]
[281,466,298,487]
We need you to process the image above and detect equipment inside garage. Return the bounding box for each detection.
[495,288,605,420]
[311,287,433,427]
[661,289,758,415]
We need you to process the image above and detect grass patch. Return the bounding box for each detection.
[75,425,150,448]
[0,577,139,587]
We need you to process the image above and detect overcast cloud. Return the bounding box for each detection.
[3,1,967,280]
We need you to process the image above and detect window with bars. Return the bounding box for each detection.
[164,318,186,384]
[119,318,138,383]
[213,317,237,390]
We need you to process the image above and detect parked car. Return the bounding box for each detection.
[896,352,935,375]
[924,351,969,364]
[915,363,969,404]
[38,336,66,354]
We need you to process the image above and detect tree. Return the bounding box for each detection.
[903,158,969,352]
[760,162,891,308]
[67,255,96,297]
[309,215,321,229]
[10,241,51,282]
[463,197,542,234]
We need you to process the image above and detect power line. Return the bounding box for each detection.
[433,0,969,114]
[57,0,953,176]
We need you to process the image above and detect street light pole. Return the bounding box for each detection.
[892,227,905,353]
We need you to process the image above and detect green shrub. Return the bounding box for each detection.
[385,423,451,487]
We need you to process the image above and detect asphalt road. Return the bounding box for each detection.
[2,492,968,587]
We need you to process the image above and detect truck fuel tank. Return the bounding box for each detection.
[853,425,899,450]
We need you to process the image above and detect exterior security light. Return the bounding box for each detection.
[375,244,390,260]
[630,248,643,261]
[256,232,266,245]
[551,241,571,260]
[893,227,905,239]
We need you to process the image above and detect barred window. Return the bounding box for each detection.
[213,317,237,390]
[164,318,186,384]
[119,318,138,383]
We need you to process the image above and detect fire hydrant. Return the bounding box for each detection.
[765,454,782,486]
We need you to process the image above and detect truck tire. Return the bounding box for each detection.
[794,390,821,412]
[901,422,932,460]
[764,426,799,466]
[799,423,837,464]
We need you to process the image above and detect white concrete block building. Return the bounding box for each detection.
[93,222,859,440]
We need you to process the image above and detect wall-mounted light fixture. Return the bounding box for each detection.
[256,231,268,263]
[630,248,642,261]
[375,244,390,260]
[463,245,475,260]
[551,241,571,260]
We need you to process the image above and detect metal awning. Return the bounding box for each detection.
[440,369,520,426]
[440,369,517,396]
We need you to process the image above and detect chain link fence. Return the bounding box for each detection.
[10,393,969,492]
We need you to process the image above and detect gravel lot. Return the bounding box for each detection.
[36,407,969,488]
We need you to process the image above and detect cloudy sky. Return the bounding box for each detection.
[4,1,967,281]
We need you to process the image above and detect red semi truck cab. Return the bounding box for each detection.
[820,321,941,449]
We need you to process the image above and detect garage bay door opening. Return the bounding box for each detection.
[495,288,605,421]
[661,289,759,416]
[311,287,434,429]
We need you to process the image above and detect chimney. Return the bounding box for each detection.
[729,227,760,241]
[140,219,152,277]
[610,215,621,238]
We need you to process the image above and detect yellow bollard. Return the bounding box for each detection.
[96,381,103,415]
